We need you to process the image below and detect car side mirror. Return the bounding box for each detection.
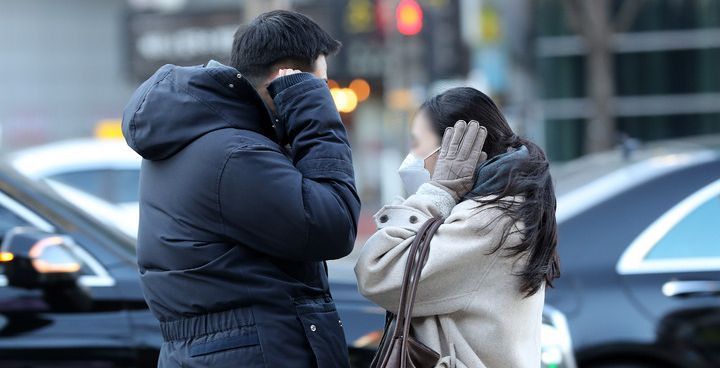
[0,227,92,311]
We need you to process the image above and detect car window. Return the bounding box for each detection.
[646,194,720,260]
[114,169,140,204]
[49,170,111,203]
[0,198,30,274]
[0,193,97,277]
[0,203,31,275]
[0,205,31,243]
[49,169,139,205]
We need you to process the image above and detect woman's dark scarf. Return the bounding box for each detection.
[464,145,529,199]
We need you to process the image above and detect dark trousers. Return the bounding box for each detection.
[158,307,268,368]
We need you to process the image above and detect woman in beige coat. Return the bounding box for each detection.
[355,87,560,368]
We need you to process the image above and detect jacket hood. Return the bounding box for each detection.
[464,145,530,199]
[122,61,277,160]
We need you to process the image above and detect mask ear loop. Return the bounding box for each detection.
[422,146,441,170]
[423,146,441,160]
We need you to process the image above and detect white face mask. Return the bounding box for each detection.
[398,147,440,195]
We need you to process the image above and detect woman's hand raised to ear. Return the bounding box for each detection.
[430,120,488,201]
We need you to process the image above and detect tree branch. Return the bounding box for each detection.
[562,0,584,36]
[614,0,645,33]
[563,0,608,41]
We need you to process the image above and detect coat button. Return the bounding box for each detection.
[379,215,389,223]
[237,73,242,79]
[228,83,234,88]
[338,320,343,327]
[310,324,317,332]
[409,215,418,224]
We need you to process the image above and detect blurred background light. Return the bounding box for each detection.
[327,79,340,89]
[349,79,371,102]
[331,87,359,113]
[396,0,423,36]
[94,119,124,140]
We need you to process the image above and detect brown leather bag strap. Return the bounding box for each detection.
[402,218,441,331]
[369,311,395,367]
[399,217,443,367]
[400,218,440,330]
[372,218,435,368]
[372,216,444,368]
[393,217,440,336]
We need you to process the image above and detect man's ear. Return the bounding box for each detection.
[263,69,282,87]
[253,75,277,114]
[311,55,327,80]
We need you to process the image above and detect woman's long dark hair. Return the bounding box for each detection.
[420,87,559,297]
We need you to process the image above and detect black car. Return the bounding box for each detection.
[547,136,720,368]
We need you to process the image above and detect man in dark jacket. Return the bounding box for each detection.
[121,10,360,368]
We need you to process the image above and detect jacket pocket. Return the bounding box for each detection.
[188,326,264,367]
[295,297,350,368]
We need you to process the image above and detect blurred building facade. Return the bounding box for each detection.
[536,0,720,161]
[2,0,719,213]
[0,0,492,229]
[0,0,248,152]
[0,0,137,149]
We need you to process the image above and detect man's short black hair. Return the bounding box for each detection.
[230,10,341,86]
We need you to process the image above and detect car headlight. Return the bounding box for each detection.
[541,323,566,368]
[541,305,577,368]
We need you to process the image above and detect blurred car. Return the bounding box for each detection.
[542,305,578,368]
[9,139,142,237]
[0,162,154,367]
[548,135,720,368]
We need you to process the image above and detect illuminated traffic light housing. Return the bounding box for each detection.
[396,0,423,36]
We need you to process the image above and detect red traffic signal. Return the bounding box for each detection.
[396,0,423,36]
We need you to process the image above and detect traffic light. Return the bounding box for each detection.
[396,0,423,36]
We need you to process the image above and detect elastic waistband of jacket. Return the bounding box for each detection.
[160,306,255,341]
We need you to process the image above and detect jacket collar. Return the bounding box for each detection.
[204,60,280,143]
[464,145,530,199]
